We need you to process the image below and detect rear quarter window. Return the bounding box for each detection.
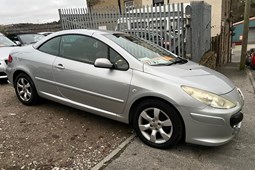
[38,37,61,56]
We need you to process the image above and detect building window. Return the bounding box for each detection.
[153,0,164,6]
[125,0,134,11]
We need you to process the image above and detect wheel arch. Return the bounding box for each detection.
[13,70,31,84]
[129,96,185,129]
[128,96,186,140]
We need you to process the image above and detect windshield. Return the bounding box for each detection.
[104,33,178,66]
[19,34,45,44]
[0,34,16,47]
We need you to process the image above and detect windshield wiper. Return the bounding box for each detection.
[151,57,188,66]
[168,57,188,65]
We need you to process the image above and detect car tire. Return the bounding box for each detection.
[133,99,183,149]
[14,73,39,105]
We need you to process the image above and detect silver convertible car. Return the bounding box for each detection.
[6,29,244,148]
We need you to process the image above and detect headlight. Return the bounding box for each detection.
[181,86,236,109]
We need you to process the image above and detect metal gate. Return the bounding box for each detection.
[59,3,186,57]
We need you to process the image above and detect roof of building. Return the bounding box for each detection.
[233,17,255,26]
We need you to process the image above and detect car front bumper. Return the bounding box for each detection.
[0,59,7,79]
[185,109,243,146]
[179,88,244,146]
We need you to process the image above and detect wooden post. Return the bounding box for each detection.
[240,0,251,70]
[118,0,122,15]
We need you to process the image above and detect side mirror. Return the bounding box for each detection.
[94,58,113,69]
[15,41,21,46]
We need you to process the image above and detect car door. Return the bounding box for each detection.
[52,34,132,114]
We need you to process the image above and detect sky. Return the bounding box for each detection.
[0,0,87,25]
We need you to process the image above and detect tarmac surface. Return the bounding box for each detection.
[98,46,255,170]
[231,44,255,63]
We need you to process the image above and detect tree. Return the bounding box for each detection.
[240,0,251,70]
[231,0,255,22]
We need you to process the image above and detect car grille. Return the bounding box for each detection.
[0,72,7,76]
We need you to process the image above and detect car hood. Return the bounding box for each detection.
[0,46,18,60]
[143,61,235,95]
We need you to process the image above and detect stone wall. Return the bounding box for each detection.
[199,51,217,69]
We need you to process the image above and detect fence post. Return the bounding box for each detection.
[185,5,192,59]
[58,9,64,30]
[189,1,211,63]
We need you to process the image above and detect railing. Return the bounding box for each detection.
[59,3,186,57]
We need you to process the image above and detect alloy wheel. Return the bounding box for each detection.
[138,107,173,144]
[16,77,32,102]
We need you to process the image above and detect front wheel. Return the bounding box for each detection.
[133,99,183,149]
[14,73,39,105]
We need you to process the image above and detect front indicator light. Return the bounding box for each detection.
[181,86,236,109]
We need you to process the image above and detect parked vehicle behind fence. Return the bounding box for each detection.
[115,4,186,54]
[6,29,244,148]
[7,33,45,46]
[115,4,186,32]
[38,32,53,36]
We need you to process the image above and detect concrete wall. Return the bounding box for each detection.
[188,1,211,62]
[168,0,222,37]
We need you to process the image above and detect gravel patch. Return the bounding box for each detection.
[0,83,132,169]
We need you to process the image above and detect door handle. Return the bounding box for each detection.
[55,64,65,69]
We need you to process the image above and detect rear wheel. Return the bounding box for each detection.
[133,99,183,149]
[14,73,39,105]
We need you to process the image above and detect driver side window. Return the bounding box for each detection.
[58,34,129,70]
[60,34,108,64]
